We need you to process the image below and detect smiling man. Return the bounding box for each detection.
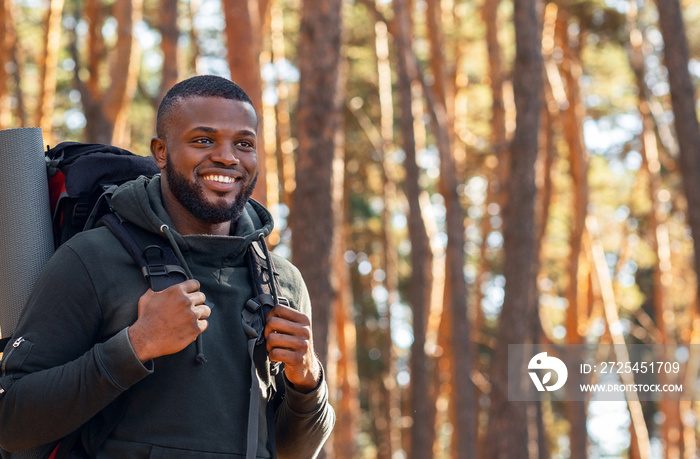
[0,75,334,458]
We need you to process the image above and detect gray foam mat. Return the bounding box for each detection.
[0,128,54,338]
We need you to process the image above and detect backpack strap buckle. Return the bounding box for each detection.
[143,245,168,277]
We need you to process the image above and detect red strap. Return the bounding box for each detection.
[48,443,60,459]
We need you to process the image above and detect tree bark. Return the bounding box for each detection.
[654,0,700,307]
[270,0,295,208]
[553,5,589,457]
[394,0,435,456]
[421,2,474,457]
[157,0,179,103]
[35,0,65,144]
[79,0,142,146]
[291,0,344,398]
[483,0,543,456]
[627,4,683,455]
[331,154,359,459]
[475,0,508,334]
[222,0,268,204]
[373,16,403,458]
[187,0,202,75]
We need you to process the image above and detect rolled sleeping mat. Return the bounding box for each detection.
[0,128,54,339]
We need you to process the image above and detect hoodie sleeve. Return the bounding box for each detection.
[272,261,335,458]
[0,245,152,452]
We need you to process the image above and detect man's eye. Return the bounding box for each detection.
[237,141,254,148]
[193,138,212,144]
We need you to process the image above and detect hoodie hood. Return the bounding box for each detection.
[110,175,274,259]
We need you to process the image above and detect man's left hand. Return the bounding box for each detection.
[265,304,321,393]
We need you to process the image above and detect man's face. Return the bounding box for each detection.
[152,96,259,231]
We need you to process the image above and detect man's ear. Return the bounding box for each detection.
[151,137,167,170]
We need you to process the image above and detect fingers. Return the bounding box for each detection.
[265,304,310,335]
[181,279,201,293]
[264,305,313,360]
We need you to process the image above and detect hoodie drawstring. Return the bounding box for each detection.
[160,224,207,365]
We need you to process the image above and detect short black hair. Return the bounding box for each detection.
[156,75,256,138]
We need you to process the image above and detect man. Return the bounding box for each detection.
[0,75,334,458]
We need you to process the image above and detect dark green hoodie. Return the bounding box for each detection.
[0,176,334,458]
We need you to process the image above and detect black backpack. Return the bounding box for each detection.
[1,142,286,459]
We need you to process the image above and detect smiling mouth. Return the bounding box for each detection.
[202,174,238,184]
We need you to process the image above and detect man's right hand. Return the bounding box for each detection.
[128,279,210,362]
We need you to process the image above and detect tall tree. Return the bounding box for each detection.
[422,2,475,456]
[269,0,295,208]
[331,161,359,459]
[222,0,269,204]
[627,3,683,455]
[290,0,345,427]
[156,0,179,103]
[553,4,589,457]
[483,0,543,456]
[76,0,143,145]
[393,0,435,456]
[35,0,65,144]
[654,0,700,308]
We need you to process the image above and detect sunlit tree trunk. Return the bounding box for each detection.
[626,3,683,455]
[223,0,268,204]
[394,0,435,456]
[653,4,700,455]
[654,0,700,308]
[187,0,201,74]
[422,2,474,457]
[0,0,10,129]
[330,128,358,459]
[373,14,403,458]
[483,0,543,456]
[112,0,143,147]
[290,12,345,459]
[157,0,179,102]
[476,0,507,335]
[586,223,653,458]
[549,4,590,457]
[35,0,65,144]
[270,0,295,208]
[79,0,142,146]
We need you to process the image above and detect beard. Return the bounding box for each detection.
[165,159,258,225]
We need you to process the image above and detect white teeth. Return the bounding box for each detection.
[204,174,236,184]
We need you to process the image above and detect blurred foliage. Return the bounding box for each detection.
[4,0,700,456]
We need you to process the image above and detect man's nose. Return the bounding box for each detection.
[210,144,240,165]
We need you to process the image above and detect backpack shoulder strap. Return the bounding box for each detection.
[241,234,292,459]
[99,213,188,291]
[247,236,289,308]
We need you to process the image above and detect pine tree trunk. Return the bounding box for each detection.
[394,0,435,456]
[555,6,589,457]
[422,2,474,457]
[654,0,700,301]
[331,161,359,459]
[483,0,543,456]
[290,0,344,400]
[223,0,268,204]
[476,0,507,335]
[157,0,179,102]
[270,0,295,208]
[35,0,65,144]
[80,0,141,145]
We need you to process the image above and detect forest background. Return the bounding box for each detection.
[1,0,700,457]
